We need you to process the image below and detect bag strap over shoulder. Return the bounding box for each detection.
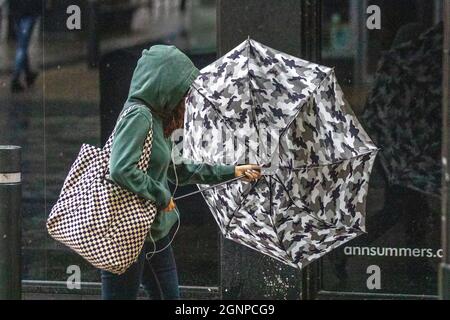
[103,105,153,173]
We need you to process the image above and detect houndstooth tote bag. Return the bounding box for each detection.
[47,105,157,275]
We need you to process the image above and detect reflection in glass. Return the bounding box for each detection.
[5,0,220,293]
[321,0,442,296]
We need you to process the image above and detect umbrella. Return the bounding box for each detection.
[181,38,379,269]
[361,23,443,197]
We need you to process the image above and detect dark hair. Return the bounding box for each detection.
[163,97,186,138]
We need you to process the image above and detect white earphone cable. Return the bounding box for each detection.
[145,140,180,261]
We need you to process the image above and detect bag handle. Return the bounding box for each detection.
[102,105,153,173]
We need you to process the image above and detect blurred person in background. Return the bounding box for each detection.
[9,0,42,93]
[0,0,5,37]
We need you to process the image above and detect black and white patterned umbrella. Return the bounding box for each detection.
[182,39,378,268]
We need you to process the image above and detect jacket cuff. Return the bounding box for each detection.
[156,189,172,210]
[219,165,236,181]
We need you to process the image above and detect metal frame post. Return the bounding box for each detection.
[0,146,22,300]
[440,0,450,301]
[300,0,322,301]
[87,0,100,68]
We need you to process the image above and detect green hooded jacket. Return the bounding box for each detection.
[109,45,235,242]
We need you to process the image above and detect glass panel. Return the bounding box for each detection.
[0,0,219,292]
[0,2,46,281]
[321,0,442,296]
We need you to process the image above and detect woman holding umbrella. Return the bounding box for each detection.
[102,45,261,300]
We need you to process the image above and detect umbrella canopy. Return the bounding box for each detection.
[182,38,378,268]
[361,23,443,196]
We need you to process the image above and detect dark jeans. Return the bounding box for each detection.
[12,15,38,81]
[101,235,180,300]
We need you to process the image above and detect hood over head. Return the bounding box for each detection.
[126,45,199,117]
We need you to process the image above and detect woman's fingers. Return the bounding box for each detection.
[238,164,262,181]
[163,198,176,212]
[235,164,262,181]
[248,165,262,180]
[244,170,258,180]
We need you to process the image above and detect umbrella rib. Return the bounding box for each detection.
[268,175,289,254]
[224,176,289,256]
[272,173,335,229]
[265,68,336,168]
[224,177,262,235]
[263,97,310,170]
[280,149,379,171]
[278,68,335,139]
[191,86,234,132]
[246,39,266,165]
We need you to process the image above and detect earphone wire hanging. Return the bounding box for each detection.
[146,140,181,261]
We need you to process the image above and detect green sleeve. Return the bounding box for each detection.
[167,160,236,186]
[109,109,171,209]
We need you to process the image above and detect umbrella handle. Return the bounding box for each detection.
[173,174,247,201]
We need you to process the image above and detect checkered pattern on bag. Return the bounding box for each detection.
[46,105,157,275]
